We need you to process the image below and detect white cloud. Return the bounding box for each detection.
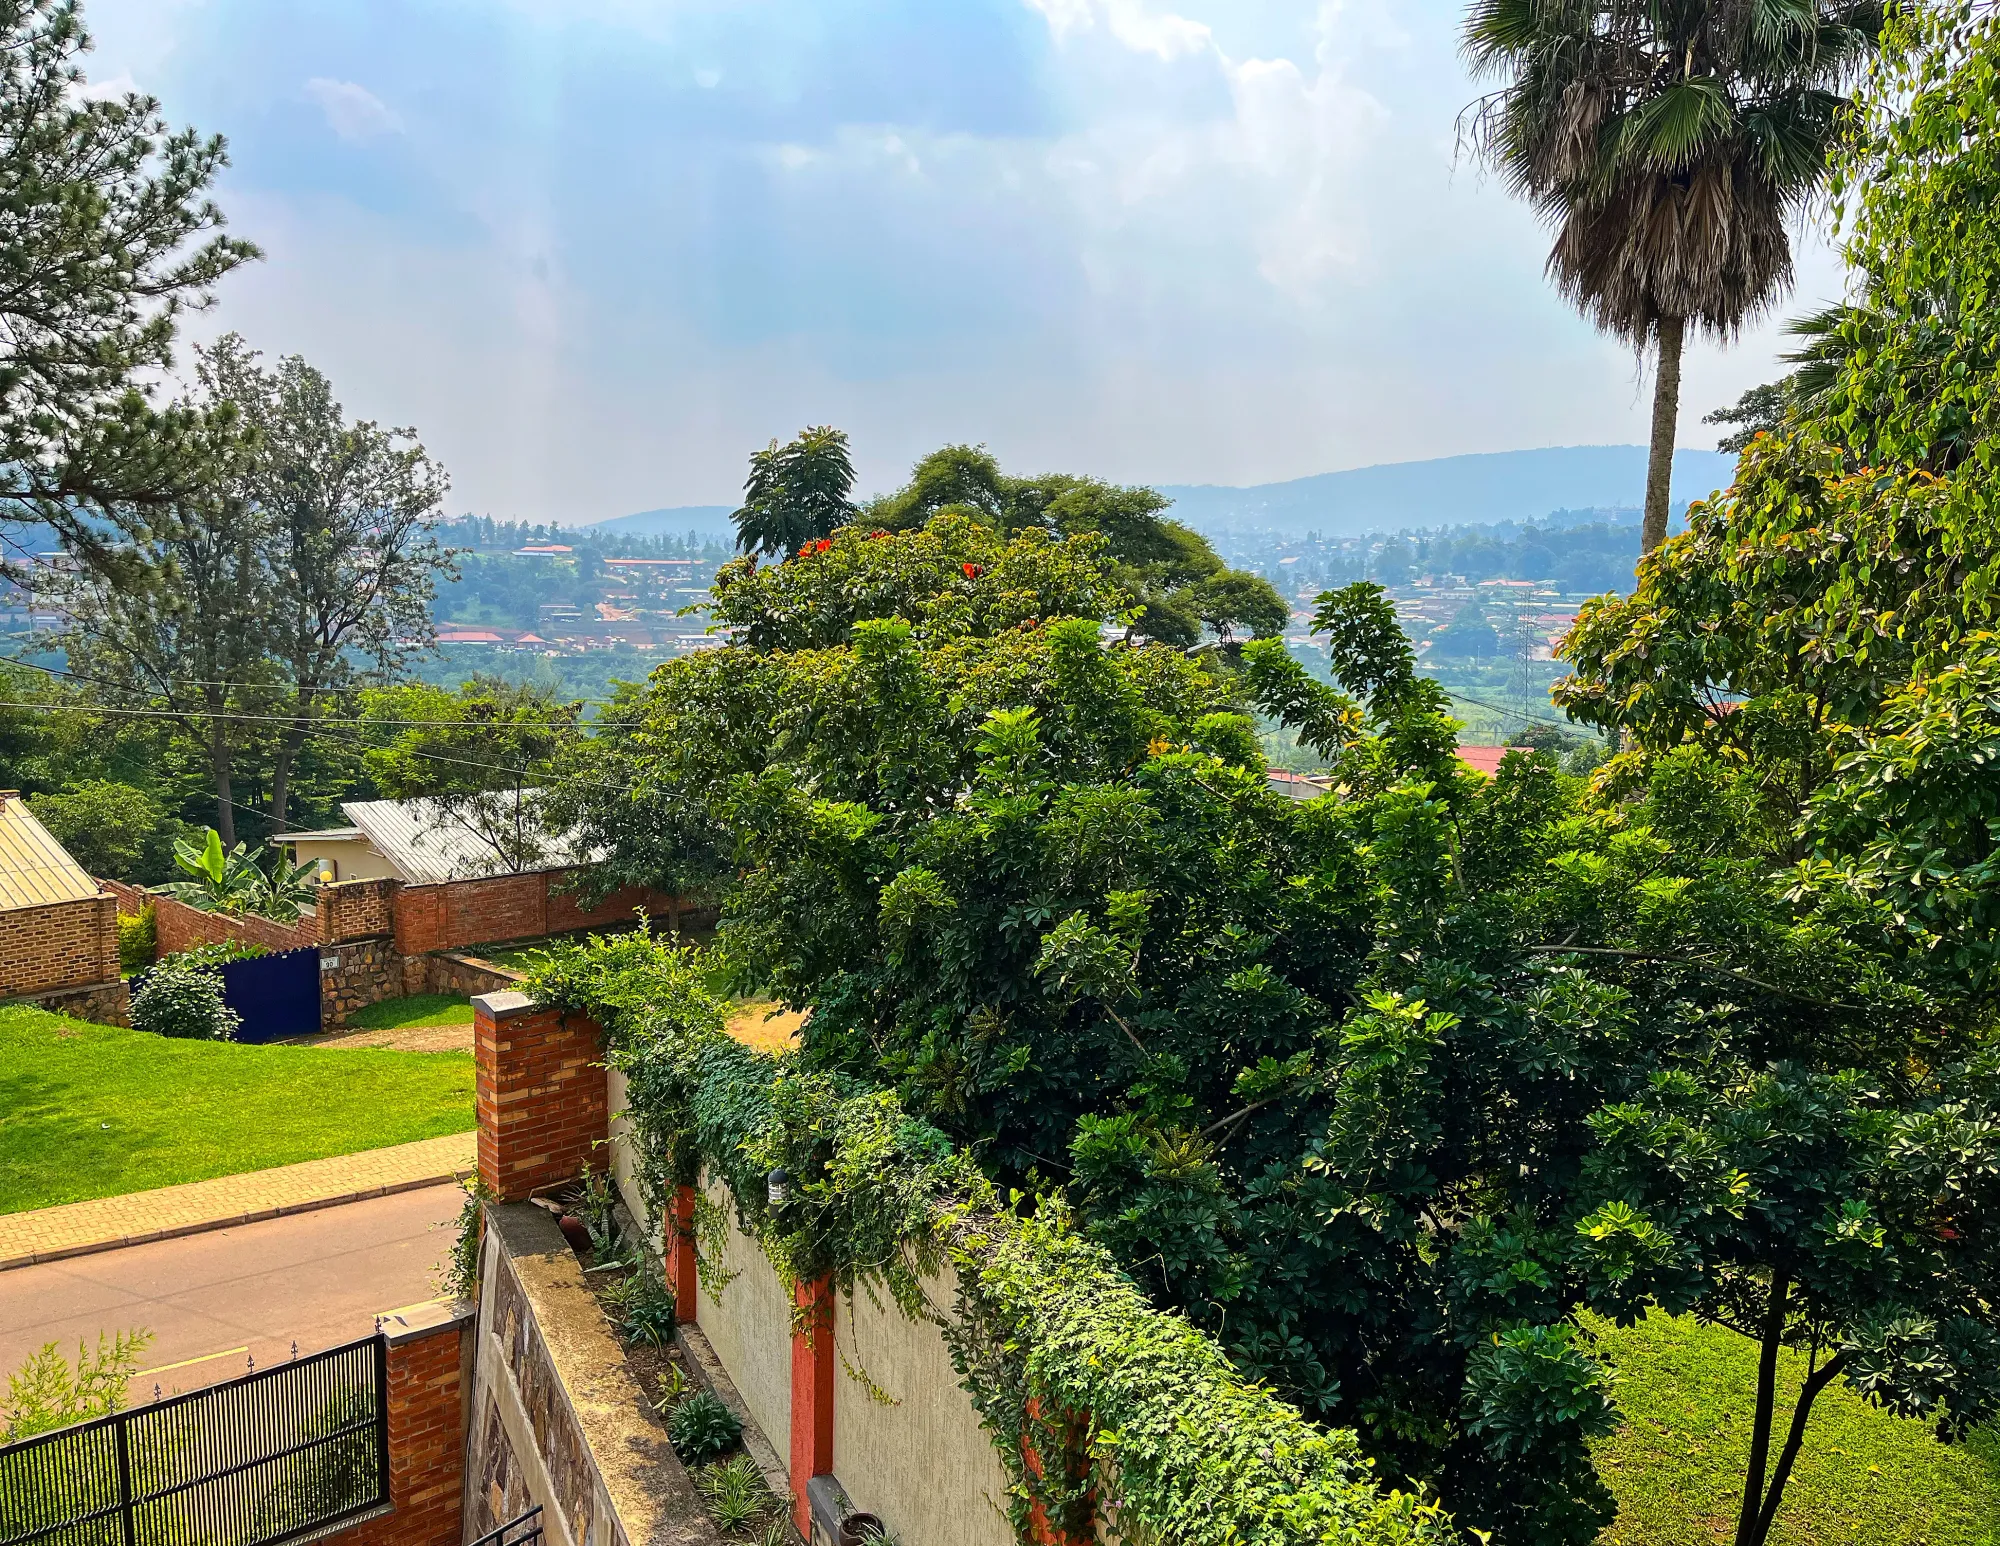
[77,69,140,103]
[1025,0,1211,60]
[303,77,402,142]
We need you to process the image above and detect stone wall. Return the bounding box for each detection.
[474,992,609,1202]
[320,937,407,1027]
[465,1203,721,1546]
[0,893,120,997]
[6,976,132,1028]
[423,951,522,999]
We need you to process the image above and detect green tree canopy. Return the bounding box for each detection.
[731,425,857,558]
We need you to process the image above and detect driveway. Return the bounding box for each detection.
[0,1184,466,1400]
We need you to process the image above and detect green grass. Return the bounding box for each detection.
[0,1006,477,1215]
[1592,1310,2000,1546]
[345,993,474,1030]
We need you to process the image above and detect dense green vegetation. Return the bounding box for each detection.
[345,994,474,1032]
[0,1007,474,1213]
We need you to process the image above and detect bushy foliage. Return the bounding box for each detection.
[524,934,1457,1546]
[2,1332,151,1441]
[117,904,156,974]
[131,956,240,1041]
[601,1270,678,1348]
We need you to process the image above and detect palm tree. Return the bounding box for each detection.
[1463,0,1880,555]
[731,425,857,558]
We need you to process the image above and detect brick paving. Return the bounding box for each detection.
[0,1132,476,1271]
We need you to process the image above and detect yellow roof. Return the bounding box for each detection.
[0,792,102,910]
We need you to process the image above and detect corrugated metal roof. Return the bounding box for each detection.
[340,793,592,885]
[0,793,103,910]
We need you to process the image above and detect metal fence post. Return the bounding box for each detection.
[113,1417,135,1546]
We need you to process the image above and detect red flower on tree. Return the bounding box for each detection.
[962,562,981,578]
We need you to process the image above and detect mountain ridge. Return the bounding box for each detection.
[575,444,1740,540]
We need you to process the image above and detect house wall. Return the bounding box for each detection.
[0,893,120,997]
[294,836,400,884]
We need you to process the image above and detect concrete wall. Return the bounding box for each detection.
[832,1267,1015,1546]
[694,1175,793,1461]
[0,892,120,996]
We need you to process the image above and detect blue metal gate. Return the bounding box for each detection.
[132,948,322,1043]
[213,948,322,1043]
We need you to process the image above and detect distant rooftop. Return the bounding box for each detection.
[337,793,597,885]
[0,791,102,910]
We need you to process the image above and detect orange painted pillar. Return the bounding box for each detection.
[789,1276,835,1536]
[1021,1397,1095,1546]
[669,1185,699,1322]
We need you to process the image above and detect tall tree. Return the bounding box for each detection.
[1462,0,1879,556]
[0,0,256,559]
[201,337,454,831]
[731,425,856,558]
[53,408,269,843]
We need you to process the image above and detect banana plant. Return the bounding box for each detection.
[162,829,319,920]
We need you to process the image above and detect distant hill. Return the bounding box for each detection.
[579,504,736,538]
[1159,446,1737,536]
[571,445,1741,544]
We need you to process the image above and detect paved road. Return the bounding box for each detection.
[0,1185,466,1399]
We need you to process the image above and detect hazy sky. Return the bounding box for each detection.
[83,0,1851,521]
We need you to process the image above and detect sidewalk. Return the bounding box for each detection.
[0,1132,477,1271]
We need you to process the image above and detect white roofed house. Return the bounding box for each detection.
[278,789,594,885]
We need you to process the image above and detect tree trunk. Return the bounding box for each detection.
[1733,1269,1791,1546]
[209,715,237,848]
[1746,1352,1847,1546]
[268,718,310,835]
[1642,314,1686,556]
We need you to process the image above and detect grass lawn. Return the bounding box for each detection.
[345,993,474,1031]
[0,1005,476,1215]
[1592,1310,2000,1545]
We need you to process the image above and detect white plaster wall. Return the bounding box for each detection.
[695,1174,793,1456]
[604,1068,658,1250]
[831,1267,1016,1546]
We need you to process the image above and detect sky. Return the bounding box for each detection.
[82,0,1852,522]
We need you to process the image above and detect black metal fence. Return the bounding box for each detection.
[468,1507,541,1546]
[0,1337,387,1546]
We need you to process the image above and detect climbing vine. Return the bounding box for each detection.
[524,933,1456,1546]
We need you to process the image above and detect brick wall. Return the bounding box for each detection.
[474,990,609,1201]
[394,868,697,956]
[0,894,120,997]
[318,877,401,945]
[100,878,149,917]
[325,1301,471,1546]
[151,893,318,956]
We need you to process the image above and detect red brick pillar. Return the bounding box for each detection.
[789,1276,835,1537]
[1021,1398,1096,1546]
[669,1185,699,1322]
[331,1299,473,1546]
[474,990,608,1202]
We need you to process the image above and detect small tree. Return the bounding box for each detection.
[731,425,856,558]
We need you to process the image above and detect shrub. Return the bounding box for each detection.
[666,1390,740,1464]
[601,1270,677,1348]
[117,905,156,974]
[130,958,240,1041]
[694,1455,770,1533]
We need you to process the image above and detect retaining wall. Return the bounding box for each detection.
[464,1203,721,1546]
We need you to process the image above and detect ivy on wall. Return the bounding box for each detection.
[525,932,1457,1546]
